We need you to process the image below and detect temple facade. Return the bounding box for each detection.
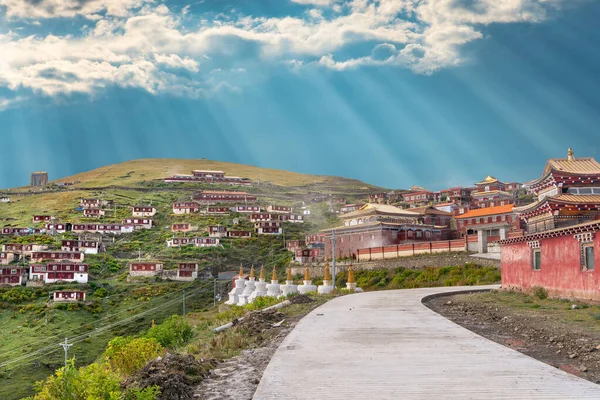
[514,149,600,233]
[321,204,443,260]
[471,176,516,208]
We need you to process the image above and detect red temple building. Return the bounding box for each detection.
[471,176,516,208]
[500,149,600,300]
[322,203,443,260]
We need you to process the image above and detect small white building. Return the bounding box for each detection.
[30,263,89,284]
[53,290,86,302]
[0,197,10,203]
[132,206,157,217]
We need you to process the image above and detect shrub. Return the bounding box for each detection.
[533,286,548,300]
[145,315,193,349]
[104,337,163,376]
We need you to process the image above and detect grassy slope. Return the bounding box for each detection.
[0,281,212,400]
[51,158,379,189]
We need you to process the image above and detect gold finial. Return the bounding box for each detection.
[272,267,277,281]
[287,266,292,281]
[347,264,355,284]
[259,265,265,280]
[568,148,574,161]
[151,319,155,328]
[304,265,310,281]
[324,263,331,281]
[239,264,244,277]
[250,266,255,279]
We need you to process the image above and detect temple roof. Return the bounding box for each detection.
[514,194,600,214]
[455,204,514,219]
[475,176,501,185]
[341,203,420,219]
[499,220,600,245]
[543,157,600,174]
[409,185,429,192]
[471,190,513,198]
[408,206,454,216]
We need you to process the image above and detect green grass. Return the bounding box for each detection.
[0,281,212,400]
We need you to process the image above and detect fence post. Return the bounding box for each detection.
[396,244,399,258]
[369,247,372,261]
[381,246,385,260]
[448,240,451,252]
[412,243,415,256]
[430,241,432,254]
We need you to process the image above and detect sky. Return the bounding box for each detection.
[1,0,599,190]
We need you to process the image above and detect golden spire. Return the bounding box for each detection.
[324,263,331,281]
[568,148,574,161]
[304,265,310,281]
[239,264,243,277]
[347,264,355,284]
[259,265,265,280]
[272,267,277,281]
[287,266,292,281]
[250,265,255,279]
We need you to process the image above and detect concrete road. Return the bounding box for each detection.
[253,285,600,399]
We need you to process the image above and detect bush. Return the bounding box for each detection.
[104,337,164,376]
[533,286,548,300]
[145,315,193,349]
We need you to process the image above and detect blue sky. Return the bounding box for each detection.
[0,0,599,190]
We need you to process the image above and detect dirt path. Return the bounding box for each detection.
[425,292,600,385]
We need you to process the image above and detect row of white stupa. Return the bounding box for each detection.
[225,264,358,306]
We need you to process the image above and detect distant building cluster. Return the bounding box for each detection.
[164,169,251,185]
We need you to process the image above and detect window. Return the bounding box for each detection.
[532,249,541,270]
[582,244,595,271]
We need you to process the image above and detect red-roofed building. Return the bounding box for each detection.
[193,190,256,203]
[455,204,522,253]
[435,187,471,205]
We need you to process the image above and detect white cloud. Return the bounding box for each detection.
[0,0,152,19]
[0,0,577,103]
[291,0,336,6]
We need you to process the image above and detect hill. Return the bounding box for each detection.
[51,158,382,190]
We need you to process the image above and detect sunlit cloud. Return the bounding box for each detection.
[0,0,583,105]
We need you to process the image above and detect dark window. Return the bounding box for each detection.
[583,244,595,271]
[533,249,541,271]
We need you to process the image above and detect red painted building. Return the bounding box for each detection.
[227,230,251,238]
[30,263,89,283]
[176,262,199,281]
[286,240,306,252]
[499,220,599,300]
[61,240,102,254]
[30,251,85,263]
[322,204,443,260]
[267,205,292,214]
[193,190,256,203]
[402,190,435,207]
[234,205,261,213]
[206,206,230,214]
[471,176,516,208]
[129,262,163,277]
[132,206,156,217]
[455,204,522,237]
[164,170,251,185]
[32,215,52,223]
[279,214,304,223]
[173,202,200,214]
[305,234,325,245]
[207,225,227,237]
[514,149,600,233]
[435,187,471,205]
[84,208,105,218]
[295,248,324,263]
[0,267,27,286]
[122,218,153,229]
[172,223,194,233]
[46,223,71,233]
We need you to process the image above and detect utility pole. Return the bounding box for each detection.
[60,338,72,367]
[331,230,336,288]
[213,278,217,307]
[182,290,186,316]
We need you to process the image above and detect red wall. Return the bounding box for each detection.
[501,235,600,300]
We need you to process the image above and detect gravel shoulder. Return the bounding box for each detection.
[425,290,600,384]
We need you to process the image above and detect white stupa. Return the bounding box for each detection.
[225,265,246,305]
[346,264,362,292]
[238,266,256,306]
[266,267,281,297]
[249,265,268,303]
[281,266,298,296]
[297,265,317,294]
[317,263,334,295]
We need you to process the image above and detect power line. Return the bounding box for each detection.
[0,286,209,369]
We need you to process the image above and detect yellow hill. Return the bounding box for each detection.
[53,158,378,189]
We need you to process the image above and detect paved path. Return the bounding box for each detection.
[254,286,600,399]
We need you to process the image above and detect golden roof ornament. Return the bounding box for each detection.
[287,266,292,281]
[304,265,311,281]
[568,148,574,161]
[324,263,331,281]
[250,265,255,279]
[239,264,243,277]
[259,265,265,280]
[347,264,355,284]
[272,267,277,281]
